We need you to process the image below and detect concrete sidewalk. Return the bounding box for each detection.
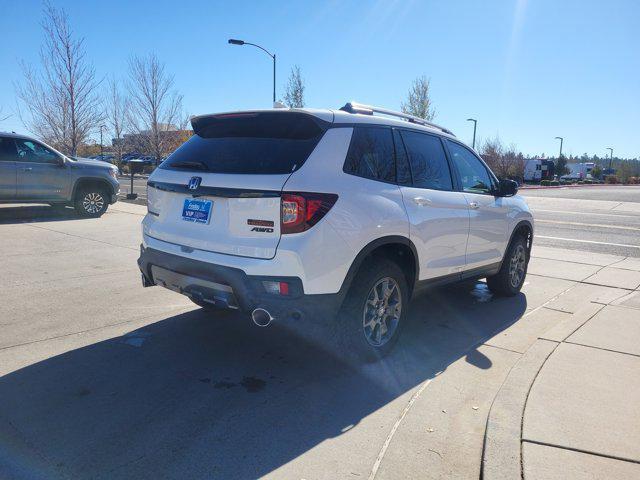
[483,246,640,479]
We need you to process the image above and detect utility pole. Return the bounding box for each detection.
[99,125,106,157]
[555,136,563,160]
[467,118,477,149]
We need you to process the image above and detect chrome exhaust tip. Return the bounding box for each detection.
[251,308,274,327]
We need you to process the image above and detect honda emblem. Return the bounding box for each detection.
[188,177,202,190]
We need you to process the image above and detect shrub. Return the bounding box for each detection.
[605,175,619,184]
[541,180,550,186]
[550,180,560,186]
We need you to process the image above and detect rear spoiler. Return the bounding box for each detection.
[190,111,330,138]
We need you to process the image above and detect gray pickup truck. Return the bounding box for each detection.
[0,132,120,217]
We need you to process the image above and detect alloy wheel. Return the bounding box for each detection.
[362,277,402,347]
[82,192,105,214]
[509,244,526,288]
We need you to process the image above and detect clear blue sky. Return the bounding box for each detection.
[1,0,638,158]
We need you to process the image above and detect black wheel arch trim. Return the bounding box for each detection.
[502,219,534,268]
[338,235,420,298]
[72,177,117,200]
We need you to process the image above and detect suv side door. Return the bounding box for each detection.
[14,138,70,200]
[444,139,509,270]
[395,129,470,281]
[0,136,17,200]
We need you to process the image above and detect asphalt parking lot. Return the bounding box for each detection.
[521,186,640,257]
[1,187,639,479]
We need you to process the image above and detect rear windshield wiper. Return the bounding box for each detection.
[169,160,210,171]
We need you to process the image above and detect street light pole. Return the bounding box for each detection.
[99,125,106,157]
[606,147,613,170]
[466,118,477,149]
[555,136,563,159]
[228,39,276,104]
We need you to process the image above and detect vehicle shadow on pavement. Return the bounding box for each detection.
[0,205,82,224]
[0,283,526,479]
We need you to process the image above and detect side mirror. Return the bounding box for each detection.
[57,156,66,167]
[498,179,518,197]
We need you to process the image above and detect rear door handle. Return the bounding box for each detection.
[413,196,432,207]
[469,201,479,209]
[22,167,33,172]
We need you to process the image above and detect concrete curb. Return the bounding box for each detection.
[481,339,559,479]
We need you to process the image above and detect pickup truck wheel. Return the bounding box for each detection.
[337,257,409,363]
[75,188,108,217]
[486,235,528,296]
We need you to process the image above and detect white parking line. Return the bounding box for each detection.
[536,219,640,231]
[536,235,640,250]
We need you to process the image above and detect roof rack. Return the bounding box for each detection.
[339,101,455,136]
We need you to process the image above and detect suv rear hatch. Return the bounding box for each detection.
[145,111,328,259]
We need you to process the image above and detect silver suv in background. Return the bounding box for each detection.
[0,132,120,217]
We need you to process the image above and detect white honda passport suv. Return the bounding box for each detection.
[138,102,533,360]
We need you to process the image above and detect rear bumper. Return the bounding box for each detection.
[137,244,342,321]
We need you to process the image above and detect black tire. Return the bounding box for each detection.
[74,187,109,217]
[335,257,410,363]
[486,235,528,296]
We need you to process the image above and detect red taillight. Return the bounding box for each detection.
[261,280,290,295]
[281,192,338,234]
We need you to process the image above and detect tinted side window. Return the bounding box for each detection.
[446,140,493,194]
[400,131,452,190]
[14,139,60,164]
[0,137,18,162]
[392,129,411,185]
[343,127,395,182]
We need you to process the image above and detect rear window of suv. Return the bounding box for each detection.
[160,112,326,174]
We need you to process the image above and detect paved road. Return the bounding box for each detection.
[117,175,148,204]
[522,185,640,202]
[0,202,577,479]
[521,186,640,258]
[1,202,638,479]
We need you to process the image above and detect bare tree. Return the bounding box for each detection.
[16,2,103,155]
[127,54,183,164]
[481,136,524,180]
[401,76,436,121]
[284,65,305,108]
[0,107,11,122]
[106,77,128,165]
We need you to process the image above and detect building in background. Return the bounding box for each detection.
[524,159,555,182]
